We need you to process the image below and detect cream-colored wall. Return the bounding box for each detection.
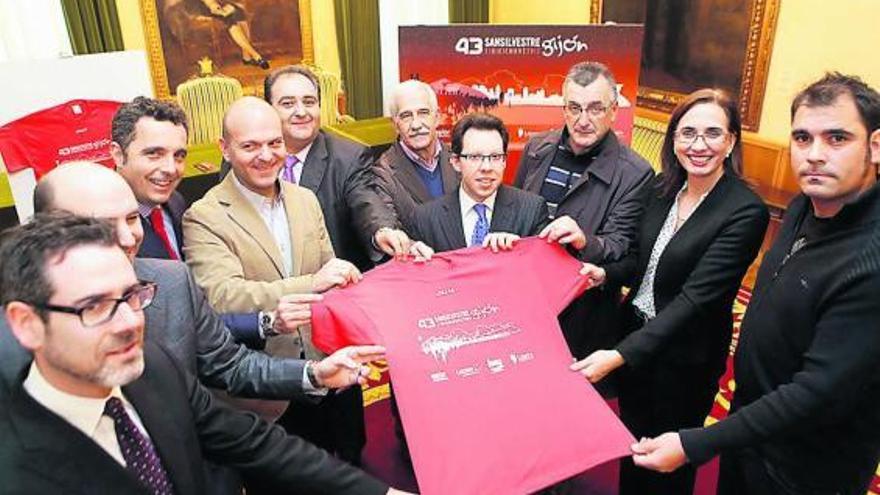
[758,0,880,144]
[490,0,593,24]
[114,0,340,79]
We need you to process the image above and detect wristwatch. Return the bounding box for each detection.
[305,360,321,388]
[259,311,278,339]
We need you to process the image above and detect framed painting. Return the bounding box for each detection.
[140,0,315,100]
[592,0,779,131]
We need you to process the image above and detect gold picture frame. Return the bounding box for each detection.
[140,0,315,100]
[592,0,780,131]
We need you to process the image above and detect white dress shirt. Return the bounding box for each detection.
[232,174,293,276]
[459,187,497,247]
[23,362,150,467]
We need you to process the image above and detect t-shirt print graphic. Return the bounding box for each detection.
[312,237,635,495]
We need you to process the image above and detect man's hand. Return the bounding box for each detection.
[482,232,520,252]
[374,227,413,259]
[631,432,688,473]
[580,262,607,288]
[312,345,386,389]
[570,349,624,383]
[539,215,587,250]
[312,258,362,293]
[409,240,434,261]
[272,293,322,334]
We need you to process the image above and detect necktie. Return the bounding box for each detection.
[149,207,179,260]
[281,154,299,184]
[104,397,174,495]
[471,203,489,247]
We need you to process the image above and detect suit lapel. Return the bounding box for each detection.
[283,184,307,276]
[124,376,198,495]
[215,174,286,278]
[523,131,560,192]
[392,144,434,204]
[489,186,516,233]
[665,173,731,246]
[299,131,330,192]
[7,380,149,494]
[439,189,467,249]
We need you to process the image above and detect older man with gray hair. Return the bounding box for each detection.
[373,79,460,231]
[515,61,654,390]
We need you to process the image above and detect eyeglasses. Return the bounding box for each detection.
[396,108,434,124]
[564,101,612,119]
[457,153,507,165]
[674,127,728,146]
[29,281,157,327]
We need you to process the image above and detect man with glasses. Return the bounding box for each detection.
[410,112,551,253]
[514,62,654,378]
[0,212,409,495]
[373,80,460,231]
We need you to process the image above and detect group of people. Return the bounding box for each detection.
[0,59,878,495]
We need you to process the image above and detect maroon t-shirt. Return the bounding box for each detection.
[312,237,635,495]
[0,99,122,178]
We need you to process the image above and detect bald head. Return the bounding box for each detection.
[221,97,286,197]
[35,162,143,260]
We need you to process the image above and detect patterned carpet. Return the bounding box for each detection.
[359,288,880,494]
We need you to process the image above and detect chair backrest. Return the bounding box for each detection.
[176,75,243,146]
[306,65,354,126]
[631,115,668,172]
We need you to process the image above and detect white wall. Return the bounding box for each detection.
[378,0,448,115]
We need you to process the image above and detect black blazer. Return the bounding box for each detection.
[372,141,460,232]
[0,342,387,495]
[137,191,187,260]
[410,185,549,252]
[605,173,770,368]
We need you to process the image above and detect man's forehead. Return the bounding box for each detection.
[273,73,318,97]
[792,96,864,132]
[46,245,136,298]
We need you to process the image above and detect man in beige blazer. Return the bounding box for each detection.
[182,97,367,467]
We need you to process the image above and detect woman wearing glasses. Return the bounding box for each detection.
[571,89,769,494]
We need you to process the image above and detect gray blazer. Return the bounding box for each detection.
[373,141,460,232]
[0,258,305,400]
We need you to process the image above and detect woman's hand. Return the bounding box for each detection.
[570,349,624,383]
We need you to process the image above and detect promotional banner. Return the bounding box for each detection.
[312,239,635,495]
[399,25,644,182]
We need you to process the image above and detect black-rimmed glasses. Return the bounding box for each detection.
[29,281,157,327]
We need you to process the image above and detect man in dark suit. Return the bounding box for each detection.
[0,213,408,495]
[373,80,460,231]
[515,61,654,366]
[263,65,423,271]
[411,112,551,253]
[111,96,189,261]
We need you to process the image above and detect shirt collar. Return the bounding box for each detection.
[23,361,126,439]
[291,141,313,164]
[398,139,441,171]
[459,186,498,217]
[137,201,159,219]
[231,171,284,210]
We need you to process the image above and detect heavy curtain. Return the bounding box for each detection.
[60,0,123,55]
[334,0,383,119]
[448,0,489,23]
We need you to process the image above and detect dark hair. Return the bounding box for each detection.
[264,65,321,104]
[564,61,618,101]
[658,88,743,197]
[791,72,880,134]
[33,178,55,213]
[0,212,117,319]
[450,112,510,155]
[111,96,188,153]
